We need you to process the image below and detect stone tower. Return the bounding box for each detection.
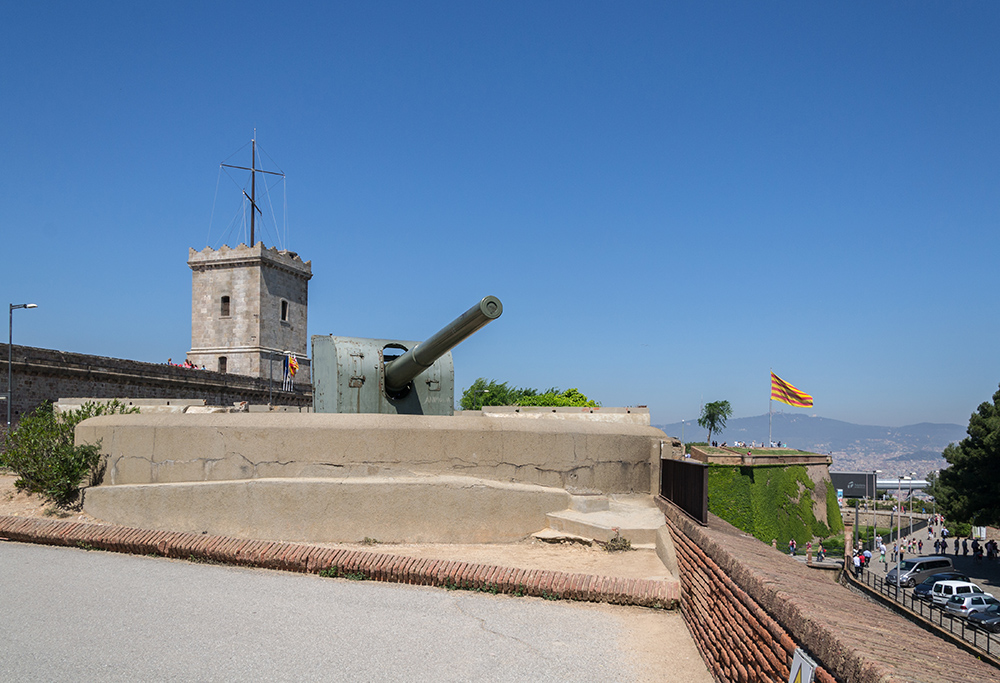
[187,243,312,384]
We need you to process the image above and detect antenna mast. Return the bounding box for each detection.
[220,131,284,247]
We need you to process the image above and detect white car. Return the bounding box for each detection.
[931,580,986,607]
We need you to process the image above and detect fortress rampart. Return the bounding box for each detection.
[1,344,310,426]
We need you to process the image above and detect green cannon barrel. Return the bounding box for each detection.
[384,295,503,393]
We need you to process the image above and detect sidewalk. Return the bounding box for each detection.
[856,529,1000,594]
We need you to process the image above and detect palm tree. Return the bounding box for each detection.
[698,400,733,444]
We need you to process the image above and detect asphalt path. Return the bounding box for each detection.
[861,530,1000,595]
[0,542,692,682]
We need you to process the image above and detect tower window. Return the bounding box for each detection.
[218,356,227,373]
[221,296,231,317]
[281,300,289,322]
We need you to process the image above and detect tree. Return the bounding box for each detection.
[697,400,732,444]
[459,378,598,411]
[459,378,534,411]
[935,383,1000,527]
[0,400,137,507]
[516,387,599,408]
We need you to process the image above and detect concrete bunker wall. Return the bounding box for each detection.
[78,413,661,491]
[77,413,666,544]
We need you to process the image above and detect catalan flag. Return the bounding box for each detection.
[770,372,813,408]
[282,354,297,391]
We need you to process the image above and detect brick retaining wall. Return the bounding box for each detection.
[0,515,679,609]
[1,344,310,425]
[659,498,1000,683]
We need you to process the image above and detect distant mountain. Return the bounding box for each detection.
[655,413,967,476]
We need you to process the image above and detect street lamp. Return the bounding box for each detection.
[7,303,38,428]
[872,470,881,552]
[906,472,917,539]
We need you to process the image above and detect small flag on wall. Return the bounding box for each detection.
[770,372,813,408]
[282,354,297,391]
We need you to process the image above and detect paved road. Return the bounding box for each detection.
[856,530,1000,594]
[0,542,704,682]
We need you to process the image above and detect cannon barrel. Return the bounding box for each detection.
[384,295,502,393]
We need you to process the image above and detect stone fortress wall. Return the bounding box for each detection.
[0,344,310,425]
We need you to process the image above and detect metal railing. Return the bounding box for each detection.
[852,568,1000,658]
[659,458,708,525]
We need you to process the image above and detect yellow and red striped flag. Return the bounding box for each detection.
[770,372,813,408]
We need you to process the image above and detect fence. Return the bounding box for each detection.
[659,457,707,525]
[852,566,1000,660]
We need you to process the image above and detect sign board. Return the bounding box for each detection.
[788,648,817,683]
[829,472,876,499]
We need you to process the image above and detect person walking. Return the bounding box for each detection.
[955,538,960,555]
[853,552,862,578]
[963,538,969,556]
[789,538,796,556]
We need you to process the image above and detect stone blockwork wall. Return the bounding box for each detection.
[660,499,1000,683]
[188,244,311,379]
[1,344,310,426]
[77,413,663,494]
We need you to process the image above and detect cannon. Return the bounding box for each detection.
[311,296,503,415]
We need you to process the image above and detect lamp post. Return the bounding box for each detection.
[892,472,915,597]
[872,470,881,551]
[907,474,916,539]
[7,303,38,428]
[895,475,904,598]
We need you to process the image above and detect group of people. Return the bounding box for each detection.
[787,538,826,562]
[167,358,206,370]
[707,439,785,449]
[852,546,874,577]
[932,536,999,561]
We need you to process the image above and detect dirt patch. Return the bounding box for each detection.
[0,474,105,524]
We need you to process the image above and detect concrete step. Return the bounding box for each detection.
[545,495,664,546]
[568,492,610,513]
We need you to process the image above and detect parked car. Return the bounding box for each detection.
[912,572,971,601]
[969,603,1000,632]
[931,580,986,607]
[945,593,999,619]
[886,556,954,588]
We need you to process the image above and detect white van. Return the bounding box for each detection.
[931,580,985,607]
[886,556,954,587]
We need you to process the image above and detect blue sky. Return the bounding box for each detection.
[3,3,998,428]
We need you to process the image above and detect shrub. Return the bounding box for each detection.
[0,400,137,508]
[821,535,845,556]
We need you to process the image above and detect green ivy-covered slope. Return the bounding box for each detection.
[707,464,844,547]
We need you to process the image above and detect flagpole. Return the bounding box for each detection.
[768,368,772,447]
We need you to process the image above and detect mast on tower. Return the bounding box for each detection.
[220,134,285,247]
